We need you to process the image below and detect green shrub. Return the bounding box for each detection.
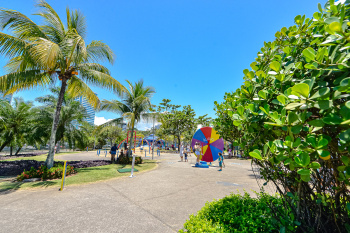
[214,1,350,231]
[180,192,295,233]
[17,164,76,181]
[118,156,143,165]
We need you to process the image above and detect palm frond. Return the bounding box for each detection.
[66,76,100,108]
[0,70,52,94]
[0,8,47,40]
[0,32,27,58]
[87,40,114,64]
[63,30,87,66]
[66,8,86,38]
[100,99,129,114]
[35,0,66,43]
[79,68,125,95]
[28,38,61,69]
[77,63,110,74]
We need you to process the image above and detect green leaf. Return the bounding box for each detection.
[310,87,330,99]
[318,3,323,13]
[277,95,287,105]
[345,101,350,109]
[270,61,281,72]
[301,174,311,182]
[308,119,325,127]
[317,138,329,148]
[291,125,302,134]
[341,156,350,166]
[293,138,301,147]
[325,17,340,24]
[249,149,262,160]
[297,168,311,175]
[237,106,244,116]
[295,153,310,167]
[258,90,267,99]
[329,21,342,32]
[317,150,331,160]
[259,106,269,115]
[310,162,321,169]
[292,83,310,98]
[302,47,316,61]
[340,78,350,87]
[339,129,350,141]
[288,112,298,124]
[286,103,304,110]
[314,100,332,110]
[323,114,343,125]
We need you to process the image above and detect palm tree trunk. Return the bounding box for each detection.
[0,139,11,152]
[46,79,68,168]
[129,117,136,177]
[15,146,22,156]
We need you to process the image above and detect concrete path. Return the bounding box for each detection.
[0,152,262,233]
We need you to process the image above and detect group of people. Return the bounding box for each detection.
[179,142,225,171]
[109,143,133,163]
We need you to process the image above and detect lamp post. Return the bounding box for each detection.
[152,115,155,160]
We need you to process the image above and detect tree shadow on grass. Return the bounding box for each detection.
[31,181,56,188]
[0,181,23,195]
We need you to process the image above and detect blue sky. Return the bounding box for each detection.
[1,0,328,129]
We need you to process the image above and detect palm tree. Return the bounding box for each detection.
[0,98,37,155]
[36,87,89,152]
[0,1,123,167]
[101,80,155,177]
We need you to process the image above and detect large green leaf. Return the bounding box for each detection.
[295,153,310,167]
[297,168,311,175]
[339,129,350,141]
[249,149,262,160]
[323,114,343,125]
[277,95,287,105]
[302,47,316,61]
[292,83,310,98]
[310,87,330,99]
[329,21,342,32]
[286,103,304,110]
[308,119,324,127]
[314,100,332,110]
[270,61,281,72]
[341,156,350,166]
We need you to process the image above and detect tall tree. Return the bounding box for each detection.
[100,80,155,177]
[159,101,196,151]
[35,87,89,152]
[0,98,38,154]
[0,0,123,167]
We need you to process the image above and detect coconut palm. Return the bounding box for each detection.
[0,98,38,155]
[0,1,123,167]
[100,80,155,177]
[35,87,89,152]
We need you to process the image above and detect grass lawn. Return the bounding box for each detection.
[0,160,157,192]
[3,151,81,162]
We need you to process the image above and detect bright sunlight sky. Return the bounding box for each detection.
[0,0,333,129]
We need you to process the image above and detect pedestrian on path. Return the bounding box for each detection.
[218,152,224,171]
[179,143,184,162]
[194,142,202,165]
[110,144,118,163]
[184,150,188,162]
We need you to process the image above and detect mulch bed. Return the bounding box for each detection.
[0,160,112,176]
[0,152,47,161]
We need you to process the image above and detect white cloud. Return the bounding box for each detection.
[94,116,113,126]
[336,0,345,4]
[136,120,161,131]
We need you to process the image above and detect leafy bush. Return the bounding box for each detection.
[180,192,295,233]
[118,156,143,165]
[214,1,350,231]
[16,164,76,181]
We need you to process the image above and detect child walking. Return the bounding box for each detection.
[184,151,188,162]
[218,152,224,171]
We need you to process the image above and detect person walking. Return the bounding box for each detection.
[218,152,224,171]
[184,150,188,162]
[194,142,202,165]
[179,143,184,162]
[110,144,118,163]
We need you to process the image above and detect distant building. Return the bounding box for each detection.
[75,96,95,125]
[0,92,13,104]
[110,121,127,131]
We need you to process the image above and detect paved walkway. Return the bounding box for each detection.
[0,152,262,233]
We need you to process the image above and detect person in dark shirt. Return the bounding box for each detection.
[110,144,118,163]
